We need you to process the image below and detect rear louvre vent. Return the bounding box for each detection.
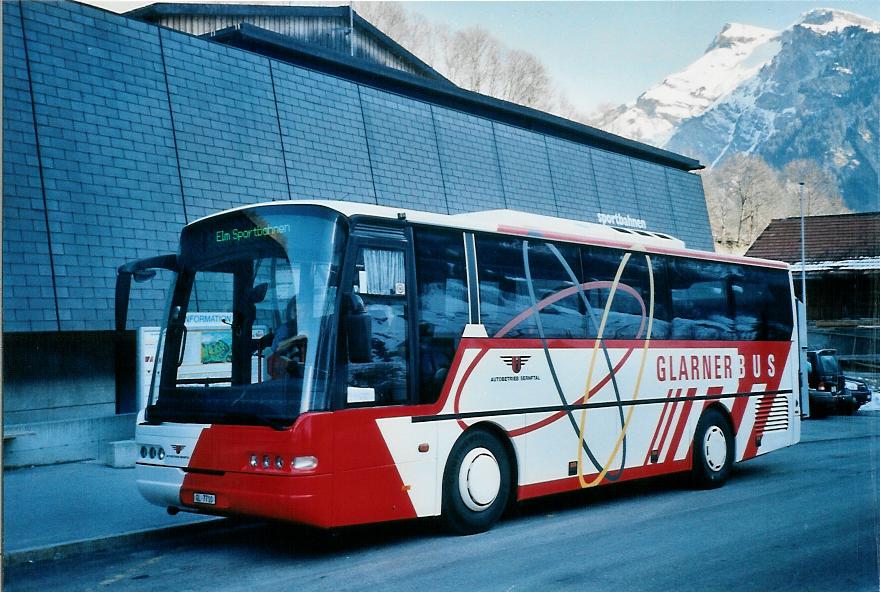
[756,394,789,432]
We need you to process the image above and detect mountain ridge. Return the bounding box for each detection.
[594,8,879,212]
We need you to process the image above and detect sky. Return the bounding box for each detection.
[82,0,880,113]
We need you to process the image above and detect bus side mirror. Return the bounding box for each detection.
[343,293,371,364]
[133,269,157,283]
[115,254,178,333]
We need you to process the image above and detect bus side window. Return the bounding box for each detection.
[413,228,468,404]
[474,236,590,340]
[667,258,737,341]
[346,248,409,406]
[732,266,793,341]
[524,242,587,339]
[581,246,670,339]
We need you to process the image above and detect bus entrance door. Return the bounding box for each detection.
[331,240,433,525]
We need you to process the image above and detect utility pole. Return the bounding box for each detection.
[798,181,810,417]
[799,181,807,313]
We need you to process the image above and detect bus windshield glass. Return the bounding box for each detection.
[147,205,347,428]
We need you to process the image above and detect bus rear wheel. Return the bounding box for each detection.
[441,430,511,535]
[691,408,734,489]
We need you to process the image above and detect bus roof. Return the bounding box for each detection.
[190,200,789,270]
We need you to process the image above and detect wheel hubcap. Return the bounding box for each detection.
[458,447,501,512]
[704,426,727,472]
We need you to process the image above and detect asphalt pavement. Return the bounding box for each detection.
[2,408,879,592]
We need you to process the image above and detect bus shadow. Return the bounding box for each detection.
[513,472,691,519]
[196,468,770,559]
[214,475,693,558]
[225,517,440,559]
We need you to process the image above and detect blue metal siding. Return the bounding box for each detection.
[545,136,602,222]
[493,123,558,216]
[666,169,713,250]
[10,1,186,330]
[632,160,678,234]
[272,62,375,203]
[2,0,713,332]
[360,87,446,213]
[161,28,289,221]
[591,148,641,220]
[2,0,58,332]
[433,106,506,214]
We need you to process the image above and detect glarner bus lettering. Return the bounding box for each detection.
[121,200,800,535]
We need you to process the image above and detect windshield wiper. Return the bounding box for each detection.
[220,411,290,431]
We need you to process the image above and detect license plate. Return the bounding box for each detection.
[830,386,837,393]
[193,492,215,505]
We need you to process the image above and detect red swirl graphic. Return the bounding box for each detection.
[452,281,647,436]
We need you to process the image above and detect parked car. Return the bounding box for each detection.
[807,349,851,417]
[844,375,873,414]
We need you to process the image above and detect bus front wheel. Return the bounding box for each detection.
[691,408,734,489]
[441,430,511,535]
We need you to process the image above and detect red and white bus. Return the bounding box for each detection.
[117,200,801,534]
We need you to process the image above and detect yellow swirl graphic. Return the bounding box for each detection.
[577,254,654,488]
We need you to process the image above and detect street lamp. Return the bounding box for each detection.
[799,181,806,313]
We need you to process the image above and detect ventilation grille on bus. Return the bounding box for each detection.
[756,394,789,432]
[352,222,406,241]
[610,227,676,241]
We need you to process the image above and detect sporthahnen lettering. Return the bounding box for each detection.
[596,212,647,229]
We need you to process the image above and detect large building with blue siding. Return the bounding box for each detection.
[2,0,713,465]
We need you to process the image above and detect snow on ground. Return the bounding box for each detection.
[860,394,880,412]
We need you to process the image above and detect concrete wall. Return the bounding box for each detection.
[1,331,136,467]
[3,414,137,468]
[2,332,116,425]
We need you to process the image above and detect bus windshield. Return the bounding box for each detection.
[147,205,347,428]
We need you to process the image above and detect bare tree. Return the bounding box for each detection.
[703,154,784,252]
[354,2,446,67]
[444,26,505,96]
[499,49,551,109]
[779,159,850,216]
[355,3,558,112]
[551,92,594,125]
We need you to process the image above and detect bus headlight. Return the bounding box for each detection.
[292,456,317,471]
[249,454,258,468]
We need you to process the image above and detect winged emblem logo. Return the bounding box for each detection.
[500,355,530,374]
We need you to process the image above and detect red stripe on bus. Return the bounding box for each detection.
[453,348,491,431]
[644,388,675,464]
[654,389,681,462]
[665,388,697,462]
[518,458,692,500]
[449,338,792,350]
[703,386,725,411]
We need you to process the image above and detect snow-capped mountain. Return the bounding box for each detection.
[595,22,779,146]
[595,8,880,212]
